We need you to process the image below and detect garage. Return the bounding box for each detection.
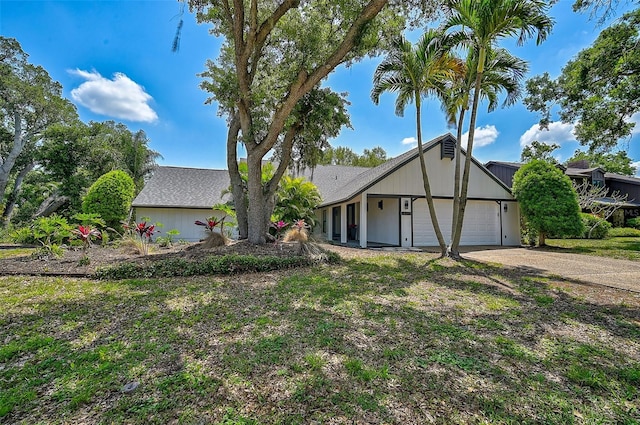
[413,199,500,246]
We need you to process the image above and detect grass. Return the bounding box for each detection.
[1,253,639,424]
[545,236,640,261]
[0,246,34,259]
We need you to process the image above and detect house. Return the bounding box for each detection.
[306,134,520,248]
[485,160,640,223]
[133,134,521,247]
[132,166,232,241]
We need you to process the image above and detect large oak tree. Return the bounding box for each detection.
[187,0,440,244]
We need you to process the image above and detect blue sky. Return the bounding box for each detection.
[2,0,639,175]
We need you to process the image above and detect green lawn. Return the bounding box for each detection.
[545,236,640,261]
[1,253,639,424]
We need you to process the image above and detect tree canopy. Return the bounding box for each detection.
[524,8,640,153]
[566,150,637,175]
[0,36,76,208]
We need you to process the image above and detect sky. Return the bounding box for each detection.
[2,0,639,175]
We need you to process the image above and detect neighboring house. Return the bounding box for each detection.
[485,160,640,222]
[132,166,232,242]
[133,134,521,247]
[306,134,520,248]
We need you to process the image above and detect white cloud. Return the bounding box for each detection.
[401,136,417,146]
[519,121,576,147]
[69,69,158,123]
[632,161,640,177]
[461,125,499,148]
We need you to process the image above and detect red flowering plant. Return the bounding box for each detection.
[72,224,102,258]
[132,221,159,255]
[270,220,288,243]
[195,217,222,233]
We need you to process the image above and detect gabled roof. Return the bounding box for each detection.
[314,133,512,207]
[132,166,230,208]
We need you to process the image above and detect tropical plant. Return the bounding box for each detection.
[512,160,584,246]
[443,0,553,257]
[82,170,135,231]
[274,175,322,228]
[270,220,289,242]
[371,29,464,257]
[195,217,222,233]
[130,220,158,255]
[156,229,180,248]
[72,224,102,264]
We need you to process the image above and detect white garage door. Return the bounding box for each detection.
[413,199,500,246]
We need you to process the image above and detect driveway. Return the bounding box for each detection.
[462,248,640,293]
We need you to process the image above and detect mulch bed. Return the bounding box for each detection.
[0,240,313,277]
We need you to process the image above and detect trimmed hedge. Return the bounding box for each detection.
[94,252,341,280]
[627,217,640,230]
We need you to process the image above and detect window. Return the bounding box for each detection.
[322,209,327,233]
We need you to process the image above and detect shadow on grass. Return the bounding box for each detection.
[0,253,638,423]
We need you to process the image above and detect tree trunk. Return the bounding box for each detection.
[451,51,486,254]
[0,112,28,201]
[246,152,268,244]
[448,108,466,258]
[1,161,35,226]
[539,232,546,246]
[35,193,70,217]
[415,100,447,257]
[226,116,248,239]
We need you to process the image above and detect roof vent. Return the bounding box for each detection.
[441,138,455,160]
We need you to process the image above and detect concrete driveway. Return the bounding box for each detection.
[462,248,640,293]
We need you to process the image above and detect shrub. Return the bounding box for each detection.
[94,253,340,280]
[609,227,640,237]
[512,160,583,246]
[82,170,135,231]
[580,213,611,239]
[12,215,73,256]
[274,176,322,228]
[627,217,640,229]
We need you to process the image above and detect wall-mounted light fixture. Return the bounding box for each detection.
[378,200,383,210]
[404,200,409,210]
[503,203,508,213]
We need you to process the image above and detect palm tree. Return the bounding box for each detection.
[443,47,529,257]
[371,29,464,256]
[444,0,553,256]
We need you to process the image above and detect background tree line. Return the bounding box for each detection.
[1,36,160,228]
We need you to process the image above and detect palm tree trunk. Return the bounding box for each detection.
[416,100,447,256]
[448,108,466,258]
[452,49,486,253]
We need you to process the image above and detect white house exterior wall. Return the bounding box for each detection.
[366,197,399,245]
[134,207,230,242]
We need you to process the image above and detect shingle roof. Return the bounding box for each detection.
[312,133,511,206]
[134,133,518,209]
[132,166,230,208]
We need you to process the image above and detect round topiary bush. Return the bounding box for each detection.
[512,160,584,246]
[82,170,135,231]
